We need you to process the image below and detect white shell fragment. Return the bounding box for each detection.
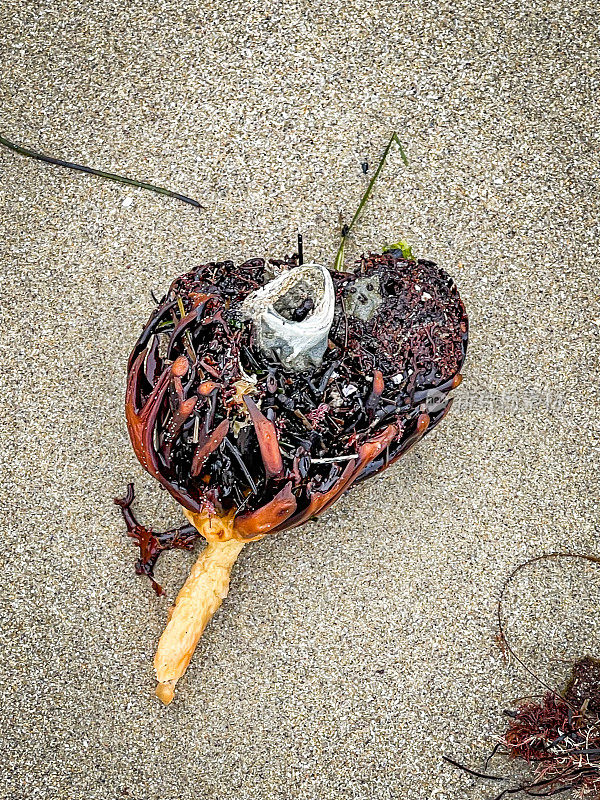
[240,263,335,372]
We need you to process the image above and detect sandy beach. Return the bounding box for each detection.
[1,1,599,797]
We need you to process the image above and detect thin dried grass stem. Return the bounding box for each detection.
[333,131,409,271]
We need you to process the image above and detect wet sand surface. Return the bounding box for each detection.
[1,1,599,798]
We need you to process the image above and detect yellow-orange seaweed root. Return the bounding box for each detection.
[154,512,244,705]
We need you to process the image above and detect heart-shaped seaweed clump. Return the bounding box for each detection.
[122,248,468,702]
[126,249,467,534]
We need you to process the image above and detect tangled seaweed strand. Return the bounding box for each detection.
[445,552,600,799]
[500,676,600,799]
[114,483,202,595]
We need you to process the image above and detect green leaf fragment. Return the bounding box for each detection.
[383,241,414,260]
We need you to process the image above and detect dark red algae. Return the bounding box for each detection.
[444,658,600,798]
[499,658,600,798]
[119,249,468,589]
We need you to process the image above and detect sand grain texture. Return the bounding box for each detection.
[0,1,599,798]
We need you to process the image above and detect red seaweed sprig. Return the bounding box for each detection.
[500,665,600,798]
[114,484,203,595]
[445,553,600,799]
